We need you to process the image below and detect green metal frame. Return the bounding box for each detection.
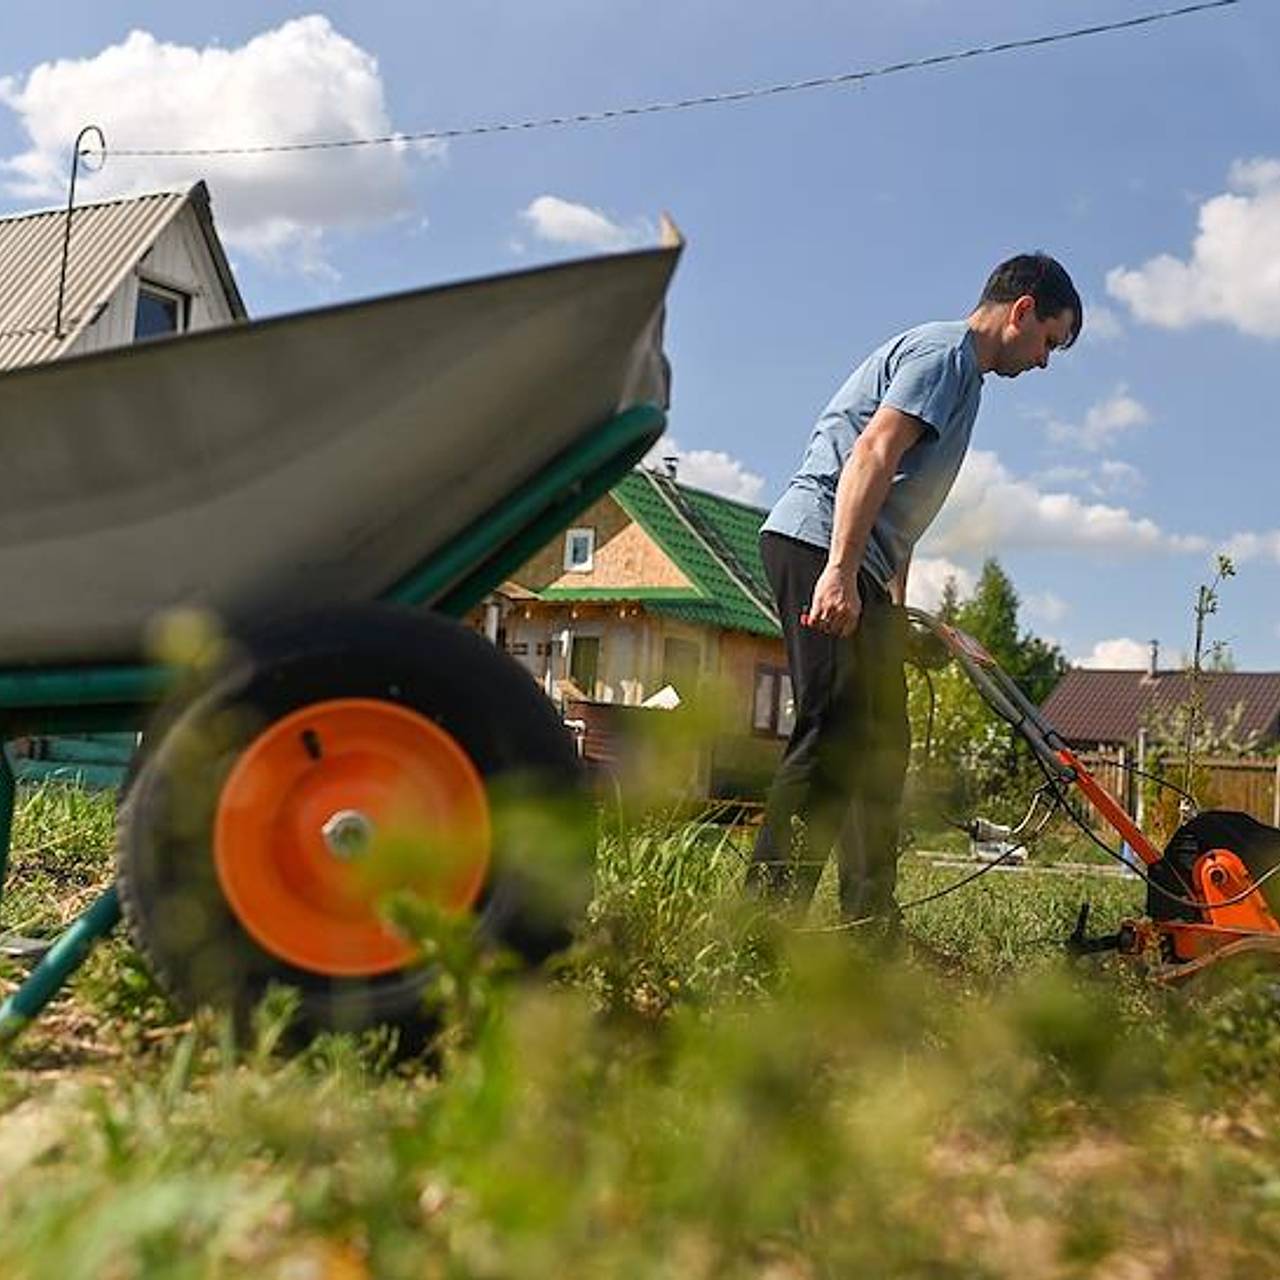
[0,403,664,1045]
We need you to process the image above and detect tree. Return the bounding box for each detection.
[1139,554,1247,842]
[953,559,1066,702]
[906,558,1066,819]
[955,559,1020,671]
[1206,644,1236,673]
[936,575,961,623]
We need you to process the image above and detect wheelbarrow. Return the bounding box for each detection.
[0,229,682,1042]
[908,608,1280,981]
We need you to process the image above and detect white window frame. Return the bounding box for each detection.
[134,279,190,339]
[563,527,596,573]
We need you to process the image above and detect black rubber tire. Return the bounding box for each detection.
[117,603,593,1037]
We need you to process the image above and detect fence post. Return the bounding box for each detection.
[1135,729,1147,830]
[1274,755,1279,828]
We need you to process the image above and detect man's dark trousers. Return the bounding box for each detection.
[747,531,910,918]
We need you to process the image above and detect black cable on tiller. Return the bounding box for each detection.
[793,785,1066,934]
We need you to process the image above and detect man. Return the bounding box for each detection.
[747,253,1081,922]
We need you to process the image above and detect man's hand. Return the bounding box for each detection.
[804,564,861,638]
[809,406,923,640]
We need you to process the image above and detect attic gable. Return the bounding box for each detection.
[510,491,692,593]
[0,181,244,371]
[508,468,782,638]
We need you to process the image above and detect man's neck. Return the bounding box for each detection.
[967,308,1004,374]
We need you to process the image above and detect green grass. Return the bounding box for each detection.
[2,785,1279,1278]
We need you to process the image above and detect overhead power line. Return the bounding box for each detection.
[108,0,1240,160]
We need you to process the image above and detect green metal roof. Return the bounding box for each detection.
[678,483,775,605]
[537,469,780,638]
[538,586,697,602]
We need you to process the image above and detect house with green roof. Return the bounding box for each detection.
[468,465,793,798]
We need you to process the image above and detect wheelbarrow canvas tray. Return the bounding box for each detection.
[0,243,678,665]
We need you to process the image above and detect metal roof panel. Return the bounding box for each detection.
[0,189,190,370]
[1041,668,1280,746]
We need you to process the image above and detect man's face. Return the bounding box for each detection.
[994,298,1075,377]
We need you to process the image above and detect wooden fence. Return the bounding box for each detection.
[1078,748,1280,827]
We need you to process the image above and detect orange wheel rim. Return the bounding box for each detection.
[214,698,491,977]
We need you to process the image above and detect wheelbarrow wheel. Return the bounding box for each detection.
[117,603,592,1039]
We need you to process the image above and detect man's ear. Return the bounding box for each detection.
[1009,294,1036,327]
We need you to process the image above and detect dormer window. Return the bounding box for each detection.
[135,281,189,340]
[564,527,595,573]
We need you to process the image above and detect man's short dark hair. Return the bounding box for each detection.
[980,253,1082,347]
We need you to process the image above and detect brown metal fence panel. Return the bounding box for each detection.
[1080,751,1279,827]
[1197,757,1279,823]
[1078,749,1130,812]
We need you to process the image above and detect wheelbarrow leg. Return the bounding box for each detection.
[0,745,59,965]
[0,886,120,1045]
[0,742,123,1045]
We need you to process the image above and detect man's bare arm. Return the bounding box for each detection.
[805,406,924,637]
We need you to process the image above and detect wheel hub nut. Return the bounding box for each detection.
[322,810,376,859]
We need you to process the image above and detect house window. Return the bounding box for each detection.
[662,637,700,693]
[753,664,795,738]
[564,527,595,573]
[135,282,189,340]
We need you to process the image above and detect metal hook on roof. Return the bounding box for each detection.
[53,125,107,342]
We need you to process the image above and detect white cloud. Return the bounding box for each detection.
[1221,530,1280,564]
[1033,459,1143,499]
[1024,590,1068,625]
[1076,637,1151,670]
[643,435,765,505]
[1045,387,1150,452]
[905,557,974,611]
[1096,460,1144,495]
[520,195,649,252]
[1033,464,1090,489]
[922,448,1205,558]
[0,18,438,276]
[1107,157,1280,338]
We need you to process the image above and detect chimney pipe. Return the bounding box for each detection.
[662,454,678,481]
[1148,639,1159,678]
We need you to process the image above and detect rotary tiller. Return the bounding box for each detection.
[908,607,1280,983]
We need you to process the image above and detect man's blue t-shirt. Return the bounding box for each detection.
[762,320,983,587]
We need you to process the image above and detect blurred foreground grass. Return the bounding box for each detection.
[1,785,1279,1278]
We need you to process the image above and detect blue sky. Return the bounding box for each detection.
[2,1,1277,669]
